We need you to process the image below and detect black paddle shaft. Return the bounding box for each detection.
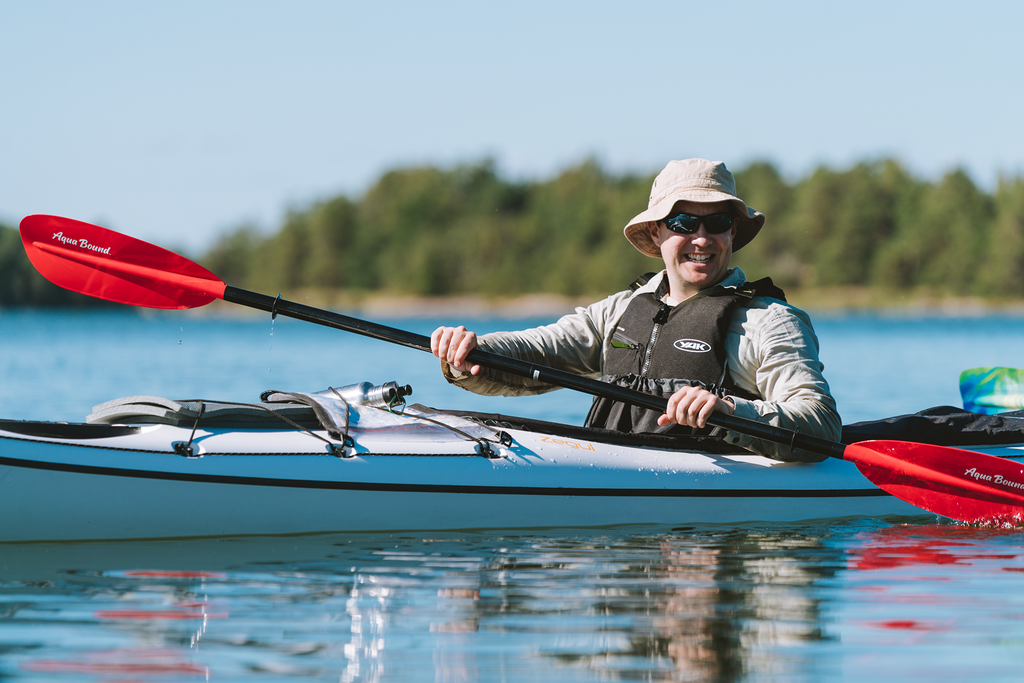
[225,286,848,460]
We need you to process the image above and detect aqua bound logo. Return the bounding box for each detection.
[51,231,112,255]
[964,467,1024,490]
[673,339,712,353]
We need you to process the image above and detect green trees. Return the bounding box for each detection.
[978,177,1024,297]
[3,158,1023,307]
[867,168,993,292]
[200,160,655,300]
[512,160,651,296]
[731,160,1021,300]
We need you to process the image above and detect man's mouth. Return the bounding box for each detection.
[685,254,713,263]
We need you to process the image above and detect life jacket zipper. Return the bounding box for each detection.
[641,303,672,378]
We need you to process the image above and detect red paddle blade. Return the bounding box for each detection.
[20,215,226,310]
[845,440,1024,524]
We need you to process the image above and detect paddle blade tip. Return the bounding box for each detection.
[845,440,1024,524]
[19,214,225,309]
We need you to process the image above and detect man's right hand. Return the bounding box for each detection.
[430,326,482,375]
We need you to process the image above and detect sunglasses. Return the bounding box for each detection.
[662,212,735,235]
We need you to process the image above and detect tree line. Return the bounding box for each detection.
[3,158,1023,307]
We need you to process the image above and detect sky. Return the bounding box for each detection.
[2,0,1022,253]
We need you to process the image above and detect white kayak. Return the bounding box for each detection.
[2,382,1021,542]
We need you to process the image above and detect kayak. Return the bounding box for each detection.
[16,215,1024,532]
[5,381,1023,542]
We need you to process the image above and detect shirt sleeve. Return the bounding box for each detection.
[440,290,632,396]
[721,300,842,462]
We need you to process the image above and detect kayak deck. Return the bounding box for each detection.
[0,413,923,542]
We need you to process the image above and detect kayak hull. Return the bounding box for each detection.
[0,464,915,542]
[0,418,939,541]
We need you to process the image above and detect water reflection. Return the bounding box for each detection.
[0,527,845,681]
[827,522,1024,679]
[5,522,1024,680]
[848,523,1023,571]
[649,530,838,680]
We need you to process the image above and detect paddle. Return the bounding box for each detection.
[960,367,1024,415]
[19,214,1024,524]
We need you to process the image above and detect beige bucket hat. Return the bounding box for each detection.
[624,158,765,258]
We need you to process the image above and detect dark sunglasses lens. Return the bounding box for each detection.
[703,214,734,234]
[665,214,700,233]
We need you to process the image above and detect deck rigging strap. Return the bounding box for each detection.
[266,388,510,458]
[169,398,348,457]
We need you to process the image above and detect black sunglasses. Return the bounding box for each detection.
[662,212,735,235]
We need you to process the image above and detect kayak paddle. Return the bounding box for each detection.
[960,367,1024,415]
[19,214,1024,524]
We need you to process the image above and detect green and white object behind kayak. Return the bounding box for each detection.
[961,367,1024,414]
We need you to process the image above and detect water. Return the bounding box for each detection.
[0,309,593,427]
[3,308,1022,425]
[3,308,1024,681]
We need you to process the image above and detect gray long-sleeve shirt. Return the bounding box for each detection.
[442,268,842,462]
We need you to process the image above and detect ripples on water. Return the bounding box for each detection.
[4,521,1024,681]
[4,310,1024,680]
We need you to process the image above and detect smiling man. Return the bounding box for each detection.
[431,158,840,461]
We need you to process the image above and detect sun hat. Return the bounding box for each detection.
[624,158,765,257]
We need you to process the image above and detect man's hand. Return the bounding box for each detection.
[658,385,734,429]
[430,326,482,375]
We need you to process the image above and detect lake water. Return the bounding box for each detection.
[2,307,1024,681]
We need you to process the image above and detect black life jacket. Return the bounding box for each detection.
[584,273,786,435]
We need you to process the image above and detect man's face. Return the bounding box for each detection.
[648,200,737,299]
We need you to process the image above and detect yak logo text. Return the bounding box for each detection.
[673,339,712,353]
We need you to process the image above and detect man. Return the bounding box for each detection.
[431,158,840,462]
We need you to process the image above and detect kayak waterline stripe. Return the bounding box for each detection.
[0,456,889,498]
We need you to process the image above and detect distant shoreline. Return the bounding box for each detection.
[186,286,1024,320]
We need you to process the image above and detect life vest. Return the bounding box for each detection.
[584,273,786,435]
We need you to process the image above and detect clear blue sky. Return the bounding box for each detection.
[2,0,1022,252]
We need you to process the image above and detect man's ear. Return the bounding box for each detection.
[648,222,662,248]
